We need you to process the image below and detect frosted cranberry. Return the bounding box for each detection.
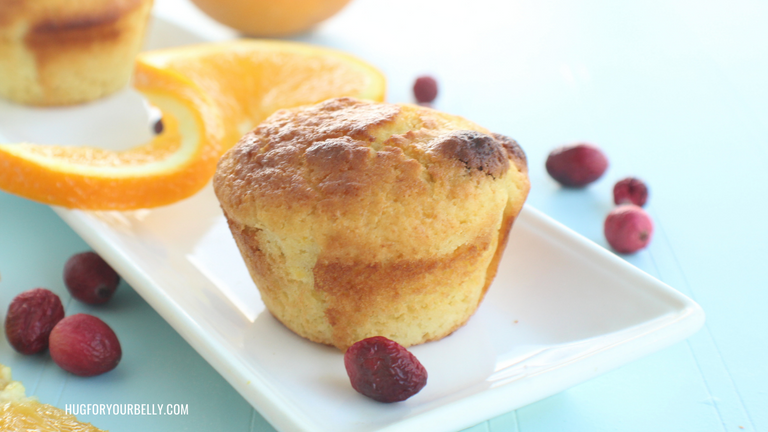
[49,314,122,377]
[613,177,649,206]
[413,76,438,104]
[546,143,608,187]
[604,204,654,253]
[344,336,427,403]
[64,252,120,304]
[5,288,65,355]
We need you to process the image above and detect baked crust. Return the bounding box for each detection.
[0,0,153,106]
[215,97,530,350]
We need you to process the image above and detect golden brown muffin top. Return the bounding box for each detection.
[214,97,529,262]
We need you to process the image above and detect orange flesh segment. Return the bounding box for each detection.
[0,363,105,431]
[0,402,105,432]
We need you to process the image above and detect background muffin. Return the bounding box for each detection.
[214,97,530,350]
[0,0,153,106]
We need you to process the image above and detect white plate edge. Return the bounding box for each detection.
[53,203,706,432]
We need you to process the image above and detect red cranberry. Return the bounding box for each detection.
[49,314,122,377]
[604,204,654,253]
[613,177,649,206]
[64,252,120,304]
[153,118,164,135]
[5,288,65,355]
[546,143,608,187]
[344,336,427,403]
[413,76,438,104]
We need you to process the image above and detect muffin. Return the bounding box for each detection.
[214,97,530,350]
[0,0,153,106]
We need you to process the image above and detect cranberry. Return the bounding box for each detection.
[604,204,654,253]
[64,252,120,304]
[4,288,65,355]
[413,76,438,104]
[546,143,608,187]
[613,177,649,206]
[49,314,122,377]
[153,118,164,135]
[344,336,427,403]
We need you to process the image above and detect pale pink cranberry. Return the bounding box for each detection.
[604,204,653,253]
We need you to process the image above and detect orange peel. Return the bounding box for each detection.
[0,40,386,210]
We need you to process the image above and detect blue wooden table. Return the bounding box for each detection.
[1,0,766,430]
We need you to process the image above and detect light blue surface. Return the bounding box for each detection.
[1,0,767,430]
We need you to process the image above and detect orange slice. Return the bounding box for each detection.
[0,64,224,210]
[0,363,105,431]
[0,40,386,210]
[138,40,387,151]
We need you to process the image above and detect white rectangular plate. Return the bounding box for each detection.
[52,185,704,432]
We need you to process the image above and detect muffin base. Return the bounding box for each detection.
[224,206,518,351]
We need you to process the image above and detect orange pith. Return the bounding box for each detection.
[0,40,386,210]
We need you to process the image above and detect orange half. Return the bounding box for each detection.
[0,40,386,210]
